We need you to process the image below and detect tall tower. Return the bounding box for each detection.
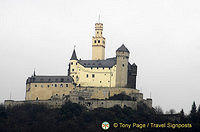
[92,22,106,60]
[69,49,78,84]
[116,44,130,87]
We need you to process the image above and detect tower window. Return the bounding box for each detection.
[60,84,63,87]
[47,85,50,88]
[76,62,77,65]
[94,40,96,43]
[100,81,101,83]
[72,69,74,71]
[122,64,125,67]
[92,74,95,78]
[35,85,37,87]
[71,62,73,65]
[97,32,99,34]
[66,84,68,87]
[55,84,57,87]
[98,40,100,43]
[86,74,88,78]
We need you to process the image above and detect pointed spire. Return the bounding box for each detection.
[116,44,129,53]
[70,49,78,60]
[33,68,36,76]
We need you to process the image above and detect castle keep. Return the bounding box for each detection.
[5,21,152,109]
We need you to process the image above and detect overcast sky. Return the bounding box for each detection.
[0,0,200,113]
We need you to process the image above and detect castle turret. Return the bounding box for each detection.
[116,44,129,87]
[69,49,78,84]
[92,23,106,60]
[127,63,137,89]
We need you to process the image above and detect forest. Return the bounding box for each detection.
[0,101,200,132]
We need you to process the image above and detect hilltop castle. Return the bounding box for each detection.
[5,22,152,110]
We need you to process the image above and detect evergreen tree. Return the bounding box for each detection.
[180,109,184,116]
[190,101,197,123]
[191,101,197,114]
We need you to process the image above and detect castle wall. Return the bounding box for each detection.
[4,100,64,109]
[26,82,74,100]
[78,100,137,110]
[70,63,117,87]
[75,87,139,99]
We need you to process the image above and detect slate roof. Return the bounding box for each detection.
[78,57,116,68]
[116,44,129,53]
[26,76,74,84]
[70,49,78,60]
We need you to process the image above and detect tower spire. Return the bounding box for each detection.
[33,68,36,76]
[70,48,78,60]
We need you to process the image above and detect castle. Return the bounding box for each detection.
[5,21,152,110]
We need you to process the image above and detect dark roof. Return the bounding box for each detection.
[26,76,74,84]
[116,44,129,53]
[78,57,116,68]
[70,49,78,60]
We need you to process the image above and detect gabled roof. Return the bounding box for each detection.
[70,49,78,60]
[78,57,116,68]
[26,76,74,84]
[116,44,129,53]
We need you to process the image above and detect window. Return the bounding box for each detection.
[86,74,88,78]
[98,40,100,43]
[60,84,63,87]
[122,64,125,67]
[52,84,54,86]
[35,85,37,87]
[47,85,50,88]
[97,32,99,34]
[76,62,77,65]
[72,69,74,71]
[36,97,38,100]
[66,84,68,87]
[71,62,73,65]
[97,67,99,69]
[100,81,101,83]
[94,40,96,43]
[55,84,57,87]
[72,75,74,77]
[92,74,95,78]
[61,78,64,82]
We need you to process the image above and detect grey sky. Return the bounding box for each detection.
[0,0,200,113]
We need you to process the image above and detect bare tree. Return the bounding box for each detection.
[154,106,163,114]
